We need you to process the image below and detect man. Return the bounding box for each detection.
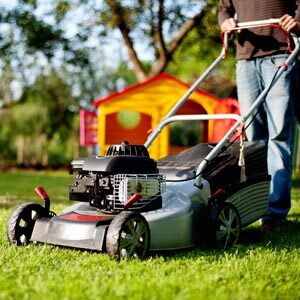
[218,1,300,231]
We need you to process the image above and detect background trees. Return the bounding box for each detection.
[0,0,236,168]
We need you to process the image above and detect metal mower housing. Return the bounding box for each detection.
[28,140,270,253]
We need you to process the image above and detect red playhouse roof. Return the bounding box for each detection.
[93,73,221,108]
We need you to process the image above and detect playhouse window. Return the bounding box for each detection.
[117,111,141,129]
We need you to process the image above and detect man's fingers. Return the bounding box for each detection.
[221,18,236,32]
[279,14,297,32]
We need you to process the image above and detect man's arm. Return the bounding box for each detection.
[218,0,236,32]
[218,0,235,26]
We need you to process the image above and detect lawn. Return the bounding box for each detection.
[0,170,300,300]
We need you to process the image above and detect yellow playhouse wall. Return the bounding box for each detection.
[96,79,220,159]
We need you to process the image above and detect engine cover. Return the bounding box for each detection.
[81,155,158,174]
[69,143,164,212]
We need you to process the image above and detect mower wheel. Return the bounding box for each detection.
[7,202,47,246]
[106,211,150,260]
[208,202,241,250]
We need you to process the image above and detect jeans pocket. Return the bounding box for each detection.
[269,54,289,67]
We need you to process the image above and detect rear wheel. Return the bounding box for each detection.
[7,203,47,246]
[208,202,241,250]
[106,211,150,260]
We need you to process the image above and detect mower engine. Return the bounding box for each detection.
[69,142,165,212]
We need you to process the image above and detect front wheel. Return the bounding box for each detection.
[208,202,241,250]
[106,211,150,260]
[7,203,47,246]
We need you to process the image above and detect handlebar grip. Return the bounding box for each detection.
[236,18,280,29]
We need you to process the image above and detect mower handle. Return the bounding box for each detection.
[145,19,299,150]
[222,18,294,50]
[236,18,280,29]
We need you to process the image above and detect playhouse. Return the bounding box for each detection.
[91,73,239,159]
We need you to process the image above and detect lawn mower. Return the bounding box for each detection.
[7,20,300,259]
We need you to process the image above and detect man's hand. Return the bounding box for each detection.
[221,18,237,33]
[279,14,300,35]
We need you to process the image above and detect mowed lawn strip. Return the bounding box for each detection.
[0,170,300,300]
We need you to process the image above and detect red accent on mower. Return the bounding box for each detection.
[59,213,114,222]
[124,193,143,209]
[35,186,50,213]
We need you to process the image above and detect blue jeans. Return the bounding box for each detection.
[236,54,296,224]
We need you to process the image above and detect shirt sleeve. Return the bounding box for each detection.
[296,0,300,21]
[218,0,236,26]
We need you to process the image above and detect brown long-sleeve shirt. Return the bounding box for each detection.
[218,0,300,59]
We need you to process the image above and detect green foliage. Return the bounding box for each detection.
[170,121,202,146]
[162,0,237,98]
[15,11,64,57]
[2,9,64,59]
[47,132,78,167]
[55,1,72,23]
[0,69,79,167]
[15,69,77,138]
[98,1,210,72]
[0,110,17,166]
[166,28,237,98]
[0,0,109,107]
[10,101,49,136]
[20,0,37,7]
[0,1,240,167]
[0,171,300,299]
[99,1,203,33]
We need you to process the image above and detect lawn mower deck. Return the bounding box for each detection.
[31,206,113,251]
[7,141,270,259]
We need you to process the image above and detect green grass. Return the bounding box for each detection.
[0,170,300,300]
[0,169,71,205]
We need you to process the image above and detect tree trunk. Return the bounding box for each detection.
[17,135,25,165]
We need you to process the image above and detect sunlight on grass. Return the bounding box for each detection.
[0,170,71,206]
[0,170,300,300]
